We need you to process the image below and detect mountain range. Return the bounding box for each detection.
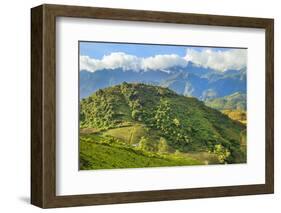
[80,62,246,104]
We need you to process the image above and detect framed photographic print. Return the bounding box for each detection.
[31,4,274,208]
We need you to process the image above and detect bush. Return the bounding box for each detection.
[213,144,230,163]
[138,136,154,152]
[158,137,169,153]
[131,109,141,121]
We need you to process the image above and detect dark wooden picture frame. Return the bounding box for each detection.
[31,4,274,208]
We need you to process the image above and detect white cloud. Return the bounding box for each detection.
[184,48,247,72]
[80,49,247,72]
[142,54,187,70]
[80,52,187,72]
[80,52,142,72]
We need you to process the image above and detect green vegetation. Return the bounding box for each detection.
[212,144,230,163]
[80,133,203,170]
[80,83,246,170]
[205,92,247,124]
[205,92,246,111]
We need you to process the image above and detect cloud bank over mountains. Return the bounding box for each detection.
[80,48,247,72]
[185,49,247,72]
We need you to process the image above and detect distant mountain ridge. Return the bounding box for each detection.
[80,63,246,101]
[205,92,246,111]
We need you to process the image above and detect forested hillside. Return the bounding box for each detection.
[79,83,246,170]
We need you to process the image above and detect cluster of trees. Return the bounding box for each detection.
[80,90,115,129]
[119,83,198,154]
[152,98,191,151]
[121,82,144,121]
[138,136,169,153]
[212,144,230,163]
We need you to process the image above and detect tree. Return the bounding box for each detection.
[173,118,180,127]
[138,136,154,152]
[153,99,191,152]
[79,111,85,122]
[158,137,169,153]
[130,99,141,109]
[154,98,171,129]
[131,109,141,121]
[213,144,230,163]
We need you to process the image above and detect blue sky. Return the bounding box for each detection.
[79,41,247,72]
[79,41,238,59]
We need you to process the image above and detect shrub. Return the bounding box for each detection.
[138,136,154,152]
[213,144,230,163]
[158,137,169,153]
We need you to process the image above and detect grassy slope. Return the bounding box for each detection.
[103,124,147,145]
[80,133,204,170]
[221,109,247,124]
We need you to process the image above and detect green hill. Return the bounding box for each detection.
[204,92,246,111]
[204,92,247,124]
[80,83,246,170]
